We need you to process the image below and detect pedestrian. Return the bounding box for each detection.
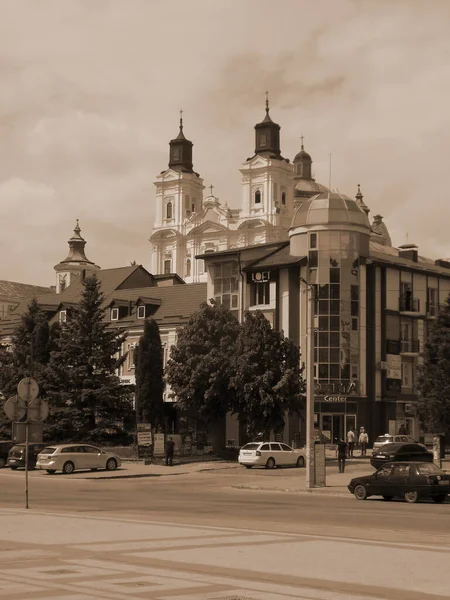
[336,438,348,473]
[347,428,355,458]
[165,437,175,466]
[398,424,407,435]
[359,427,369,456]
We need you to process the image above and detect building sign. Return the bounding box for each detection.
[323,395,348,402]
[137,423,152,447]
[386,354,401,379]
[314,382,358,395]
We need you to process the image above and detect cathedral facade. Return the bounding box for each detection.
[150,101,341,284]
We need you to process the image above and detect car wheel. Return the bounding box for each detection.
[10,466,18,471]
[265,457,276,469]
[296,456,305,468]
[106,458,117,471]
[244,465,252,469]
[62,461,75,475]
[90,468,98,472]
[0,457,6,468]
[432,494,447,504]
[404,490,419,504]
[354,485,368,500]
[46,470,56,474]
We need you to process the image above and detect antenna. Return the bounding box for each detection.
[328,153,332,190]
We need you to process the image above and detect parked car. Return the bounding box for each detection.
[238,441,306,469]
[7,443,48,470]
[373,434,417,449]
[348,462,450,503]
[0,441,15,468]
[36,444,121,474]
[370,442,433,469]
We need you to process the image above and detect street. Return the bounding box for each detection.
[1,462,450,599]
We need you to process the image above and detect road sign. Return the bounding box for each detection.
[3,396,27,422]
[17,377,39,402]
[27,399,49,422]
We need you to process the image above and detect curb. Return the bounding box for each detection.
[81,464,239,481]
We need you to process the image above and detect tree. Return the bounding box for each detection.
[45,275,133,443]
[230,310,305,440]
[1,299,56,399]
[165,300,240,450]
[134,319,165,431]
[417,295,450,437]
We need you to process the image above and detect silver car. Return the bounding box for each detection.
[238,441,306,469]
[373,434,417,450]
[36,444,121,474]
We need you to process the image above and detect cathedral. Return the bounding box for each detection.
[150,99,392,283]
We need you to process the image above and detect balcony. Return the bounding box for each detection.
[399,296,420,313]
[400,339,420,354]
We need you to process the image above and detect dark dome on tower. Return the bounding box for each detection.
[252,93,285,160]
[168,111,194,173]
[293,137,313,180]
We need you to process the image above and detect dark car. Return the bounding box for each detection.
[370,442,433,469]
[0,441,15,468]
[348,462,450,503]
[7,443,48,470]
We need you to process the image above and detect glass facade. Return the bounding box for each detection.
[310,231,361,395]
[213,261,239,319]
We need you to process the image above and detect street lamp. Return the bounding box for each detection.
[300,277,316,489]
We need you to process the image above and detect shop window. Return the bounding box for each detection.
[250,281,270,306]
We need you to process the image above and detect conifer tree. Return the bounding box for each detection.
[417,295,450,436]
[45,275,133,442]
[134,319,165,431]
[230,310,305,440]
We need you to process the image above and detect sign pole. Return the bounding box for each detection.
[305,282,316,489]
[25,417,29,509]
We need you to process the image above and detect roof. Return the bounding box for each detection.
[196,241,287,262]
[244,244,305,270]
[291,191,371,230]
[0,280,53,300]
[369,242,450,276]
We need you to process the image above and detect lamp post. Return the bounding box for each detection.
[300,277,316,489]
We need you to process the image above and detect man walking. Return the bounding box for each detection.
[165,437,175,466]
[359,427,369,456]
[347,428,355,458]
[336,438,348,473]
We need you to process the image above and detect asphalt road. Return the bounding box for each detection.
[2,465,450,544]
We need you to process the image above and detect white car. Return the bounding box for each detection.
[373,434,417,450]
[238,441,306,469]
[36,444,121,474]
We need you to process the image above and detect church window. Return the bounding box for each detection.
[166,202,173,219]
[185,195,191,216]
[254,190,261,204]
[281,191,286,205]
[164,258,171,274]
[186,258,191,277]
[273,183,278,200]
[59,274,67,292]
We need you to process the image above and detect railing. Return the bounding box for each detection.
[399,296,420,312]
[400,339,420,353]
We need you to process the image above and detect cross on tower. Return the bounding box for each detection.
[179,109,183,127]
[300,135,304,149]
[265,90,269,111]
[209,184,214,196]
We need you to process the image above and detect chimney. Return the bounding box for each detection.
[398,244,418,262]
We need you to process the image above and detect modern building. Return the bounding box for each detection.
[198,188,450,446]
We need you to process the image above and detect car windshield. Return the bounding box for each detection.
[41,447,57,454]
[241,443,260,450]
[416,463,446,475]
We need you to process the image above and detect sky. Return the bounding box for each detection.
[1,0,449,286]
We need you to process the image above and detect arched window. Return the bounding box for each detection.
[163,253,171,274]
[166,202,173,219]
[254,190,261,204]
[186,258,191,277]
[281,191,286,205]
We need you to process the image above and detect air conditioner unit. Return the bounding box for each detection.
[252,271,270,283]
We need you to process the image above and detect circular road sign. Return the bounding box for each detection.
[27,399,50,422]
[3,396,27,422]
[17,377,39,402]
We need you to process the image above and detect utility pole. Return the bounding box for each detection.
[300,278,316,488]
